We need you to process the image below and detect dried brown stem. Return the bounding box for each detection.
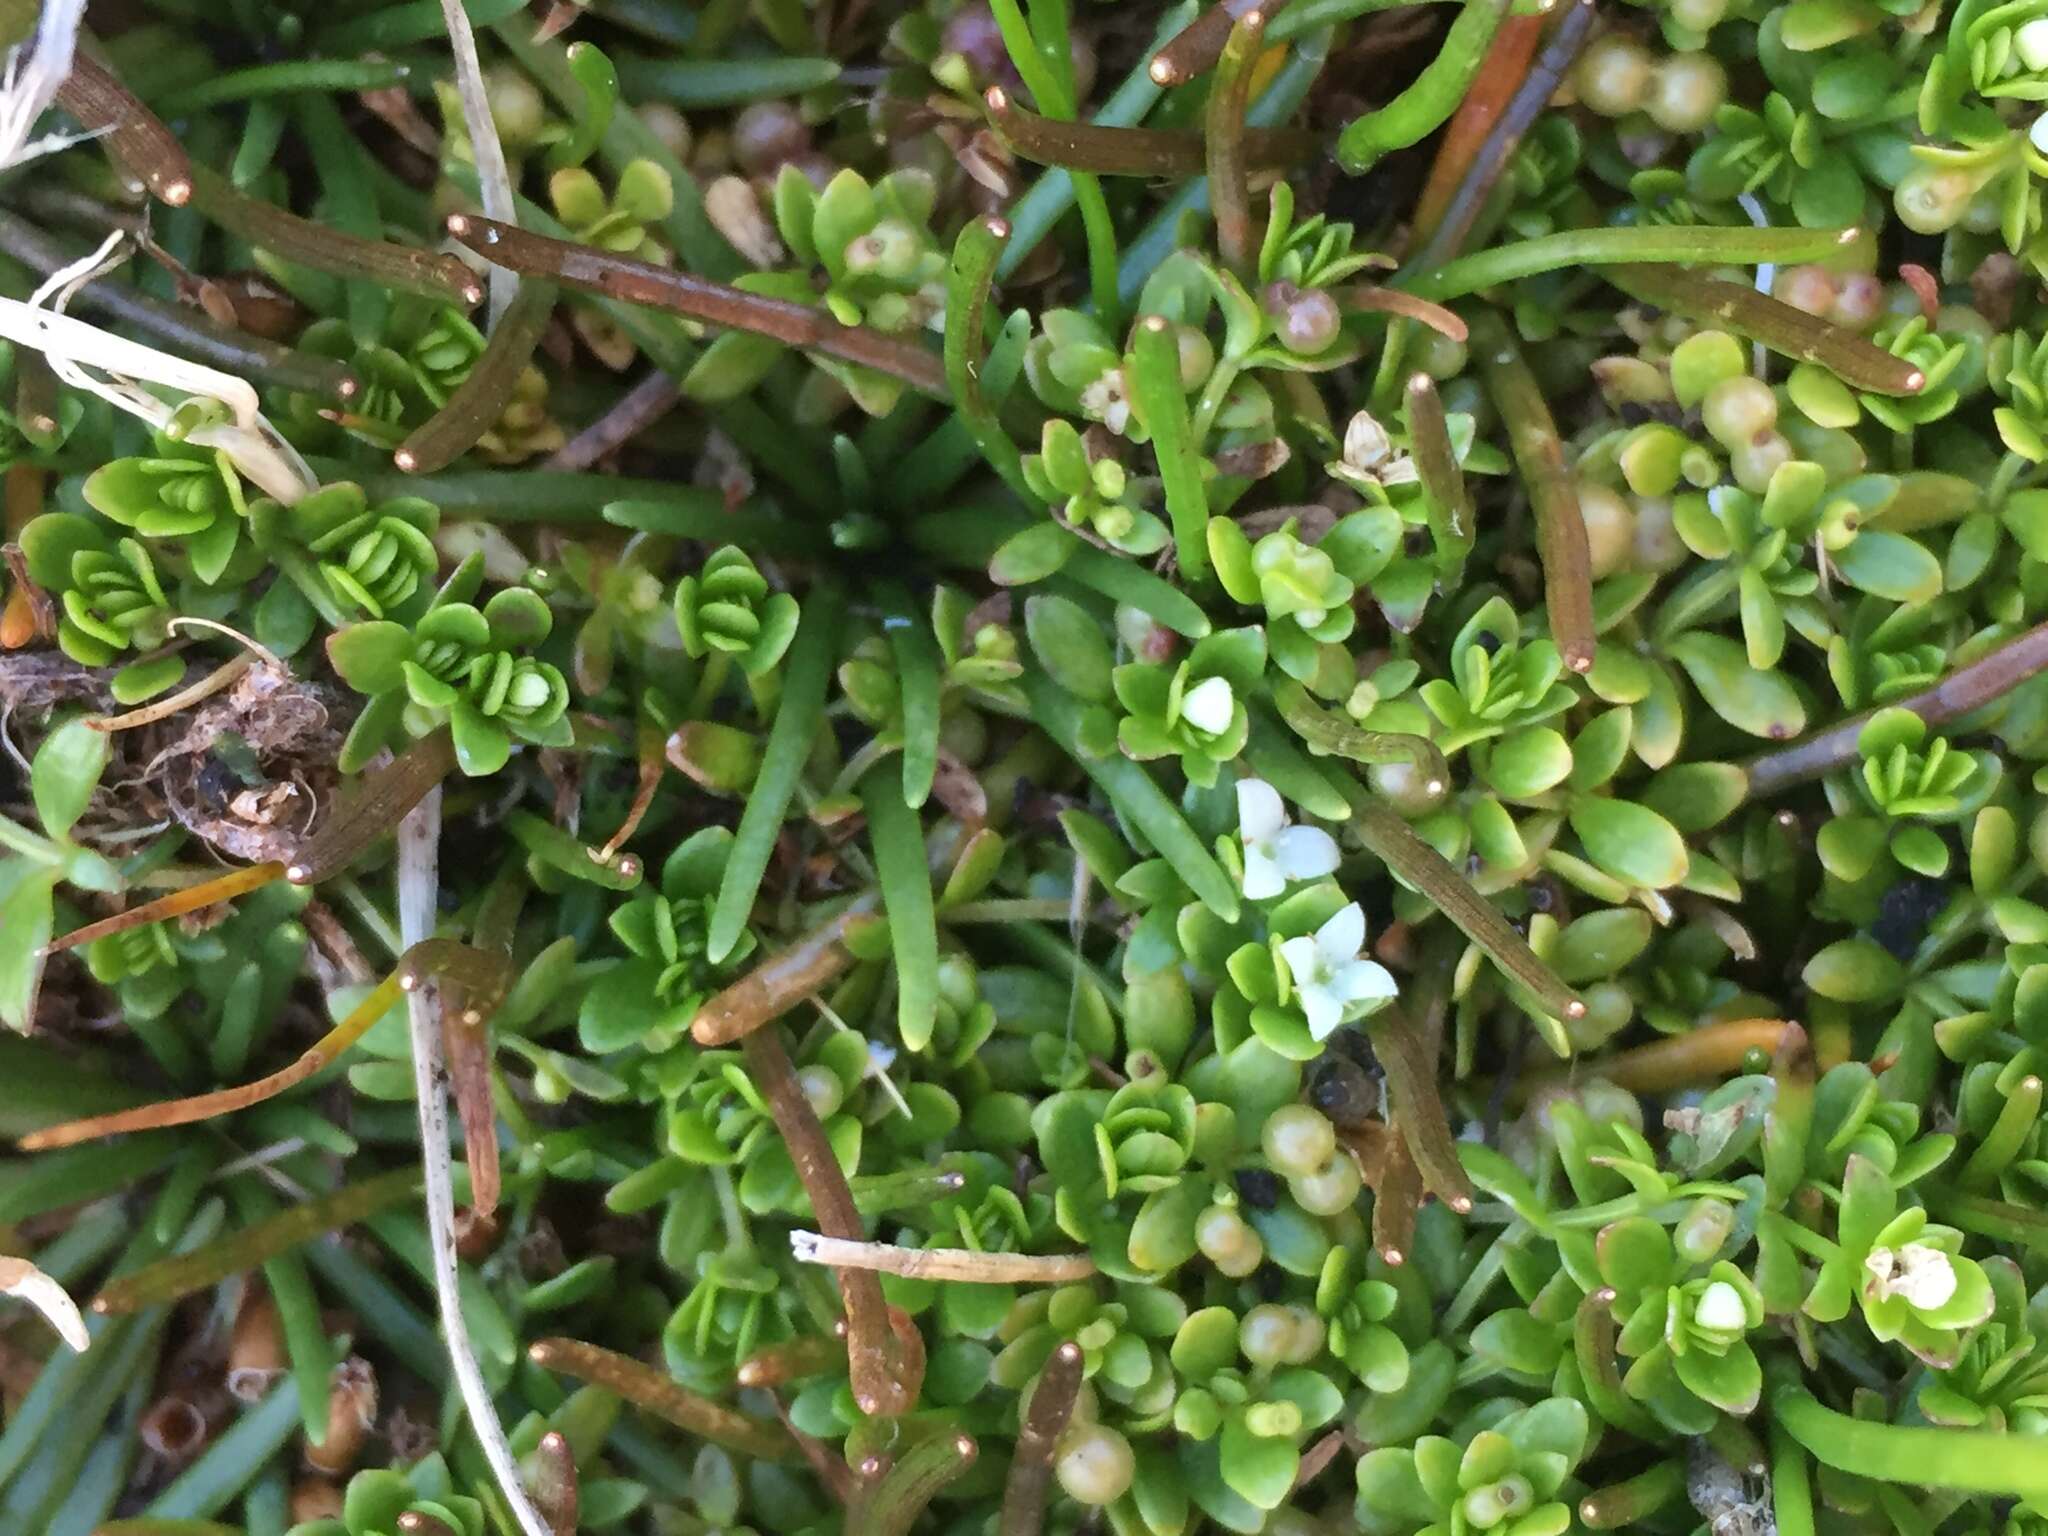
[738,1332,847,1388]
[20,941,504,1151]
[1406,372,1474,563]
[597,719,667,861]
[1371,1127,1422,1265]
[1336,286,1468,341]
[44,859,287,955]
[742,1027,919,1418]
[1522,1018,1797,1099]
[1000,1342,1082,1536]
[1370,1006,1475,1212]
[0,211,358,400]
[395,275,557,473]
[765,1390,858,1504]
[527,1431,578,1536]
[1743,618,2048,795]
[187,167,483,310]
[850,1432,976,1536]
[789,1233,1097,1283]
[691,892,882,1045]
[1473,312,1596,673]
[1409,0,1596,265]
[526,1338,796,1460]
[984,85,1318,175]
[56,53,193,205]
[1206,8,1267,280]
[1606,263,1925,395]
[286,730,459,884]
[448,216,946,398]
[547,372,682,471]
[1349,799,1586,1022]
[1150,0,1270,84]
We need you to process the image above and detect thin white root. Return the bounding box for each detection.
[397,790,553,1536]
[788,1231,1098,1284]
[0,1255,89,1352]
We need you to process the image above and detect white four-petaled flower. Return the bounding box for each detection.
[1278,901,1398,1040]
[1236,777,1341,901]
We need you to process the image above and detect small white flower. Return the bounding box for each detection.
[1236,777,1340,901]
[1329,410,1419,494]
[1864,1242,1959,1312]
[1180,675,1237,737]
[1693,1280,1748,1336]
[1081,366,1133,435]
[1278,901,1398,1040]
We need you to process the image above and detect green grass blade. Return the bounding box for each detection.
[709,582,847,963]
[881,582,943,808]
[863,764,939,1052]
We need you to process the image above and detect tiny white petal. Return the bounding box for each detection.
[1272,825,1341,882]
[2032,111,2048,157]
[1343,411,1393,470]
[1236,777,1287,842]
[1301,983,1345,1040]
[1279,935,1321,990]
[1865,1243,1959,1312]
[1334,959,1398,1007]
[1242,846,1288,901]
[1317,901,1367,966]
[1182,675,1236,736]
[2018,16,2048,70]
[1693,1280,1748,1335]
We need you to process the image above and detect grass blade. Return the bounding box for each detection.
[709,582,846,962]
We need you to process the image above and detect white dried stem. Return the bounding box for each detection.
[0,0,86,174]
[13,231,318,503]
[397,789,551,1536]
[788,1231,1097,1283]
[0,1254,89,1352]
[440,0,518,326]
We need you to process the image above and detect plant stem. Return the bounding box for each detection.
[1000,1342,1082,1536]
[1605,264,1926,395]
[527,1337,796,1459]
[1472,311,1597,673]
[186,168,483,310]
[1205,7,1267,279]
[1401,224,1861,303]
[1744,615,2048,795]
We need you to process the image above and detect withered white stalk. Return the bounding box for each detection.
[441,0,519,325]
[11,232,318,502]
[0,0,87,174]
[398,789,552,1536]
[0,1255,89,1352]
[789,1232,1099,1283]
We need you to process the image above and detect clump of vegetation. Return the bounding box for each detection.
[6,0,2048,1533]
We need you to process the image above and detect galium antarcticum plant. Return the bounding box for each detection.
[20,5,2048,1536]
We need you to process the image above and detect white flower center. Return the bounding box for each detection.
[1693,1280,1747,1335]
[1865,1242,1958,1312]
[1181,675,1236,736]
